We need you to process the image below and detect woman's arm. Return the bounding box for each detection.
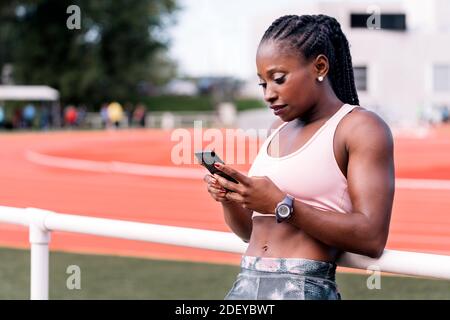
[221,201,253,243]
[287,111,395,258]
[220,119,283,242]
[203,173,253,242]
[214,110,395,258]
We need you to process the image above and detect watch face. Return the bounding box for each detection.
[277,204,290,217]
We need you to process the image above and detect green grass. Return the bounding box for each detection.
[141,95,215,112]
[234,98,265,111]
[139,96,265,112]
[0,247,449,300]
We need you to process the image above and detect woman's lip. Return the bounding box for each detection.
[271,105,287,115]
[270,104,287,110]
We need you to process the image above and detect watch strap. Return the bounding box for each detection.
[285,194,294,207]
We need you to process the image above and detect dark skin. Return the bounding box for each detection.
[203,40,395,261]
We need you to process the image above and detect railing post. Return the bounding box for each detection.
[27,208,52,300]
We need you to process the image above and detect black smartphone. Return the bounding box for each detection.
[195,150,238,184]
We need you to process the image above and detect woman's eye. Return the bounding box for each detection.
[274,76,285,84]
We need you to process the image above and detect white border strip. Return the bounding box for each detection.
[395,179,450,190]
[26,150,450,190]
[26,150,205,179]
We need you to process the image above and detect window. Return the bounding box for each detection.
[353,66,367,91]
[433,65,450,92]
[350,13,406,31]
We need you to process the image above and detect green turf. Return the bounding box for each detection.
[0,247,449,299]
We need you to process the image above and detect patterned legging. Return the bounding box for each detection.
[224,256,341,300]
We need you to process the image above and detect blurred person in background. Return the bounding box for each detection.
[100,103,109,129]
[22,103,36,129]
[76,105,87,128]
[0,103,4,129]
[107,101,124,129]
[132,103,147,128]
[124,102,134,128]
[441,106,449,123]
[12,107,22,129]
[64,105,78,128]
[39,105,52,130]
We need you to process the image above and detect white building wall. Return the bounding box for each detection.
[325,0,450,125]
[243,0,450,125]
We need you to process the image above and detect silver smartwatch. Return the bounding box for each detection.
[275,194,294,223]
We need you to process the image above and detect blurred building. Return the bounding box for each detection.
[334,0,450,125]
[163,79,198,96]
[243,0,450,125]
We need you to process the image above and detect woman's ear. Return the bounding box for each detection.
[314,54,329,79]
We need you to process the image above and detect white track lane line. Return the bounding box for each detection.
[25,150,450,190]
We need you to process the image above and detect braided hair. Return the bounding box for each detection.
[261,14,359,106]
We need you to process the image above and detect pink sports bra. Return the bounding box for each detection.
[249,103,358,219]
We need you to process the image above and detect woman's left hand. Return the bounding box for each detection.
[213,162,286,215]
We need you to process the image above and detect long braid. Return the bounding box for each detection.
[261,14,359,105]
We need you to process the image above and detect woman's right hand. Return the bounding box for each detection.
[203,174,229,203]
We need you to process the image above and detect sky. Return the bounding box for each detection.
[167,0,311,80]
[167,0,433,80]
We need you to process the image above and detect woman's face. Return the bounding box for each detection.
[256,40,319,122]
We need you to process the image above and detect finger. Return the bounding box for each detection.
[207,182,223,191]
[213,163,250,185]
[225,191,245,203]
[204,174,222,188]
[211,177,223,188]
[209,185,226,194]
[207,186,227,199]
[212,189,228,200]
[216,192,228,200]
[213,174,241,193]
[203,174,213,184]
[216,195,230,203]
[211,178,222,188]
[207,176,224,189]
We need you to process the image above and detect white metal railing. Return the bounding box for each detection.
[1,205,450,300]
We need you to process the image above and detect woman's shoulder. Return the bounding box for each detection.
[343,106,391,134]
[341,106,394,152]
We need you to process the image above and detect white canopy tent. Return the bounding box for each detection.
[0,85,62,128]
[0,85,59,101]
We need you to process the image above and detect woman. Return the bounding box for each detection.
[203,14,394,300]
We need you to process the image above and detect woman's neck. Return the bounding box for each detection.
[297,90,344,126]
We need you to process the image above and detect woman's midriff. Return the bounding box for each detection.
[245,216,340,263]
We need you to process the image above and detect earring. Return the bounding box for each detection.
[318,76,324,82]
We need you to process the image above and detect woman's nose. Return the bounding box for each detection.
[264,86,278,103]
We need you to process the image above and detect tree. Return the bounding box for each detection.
[0,0,178,108]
